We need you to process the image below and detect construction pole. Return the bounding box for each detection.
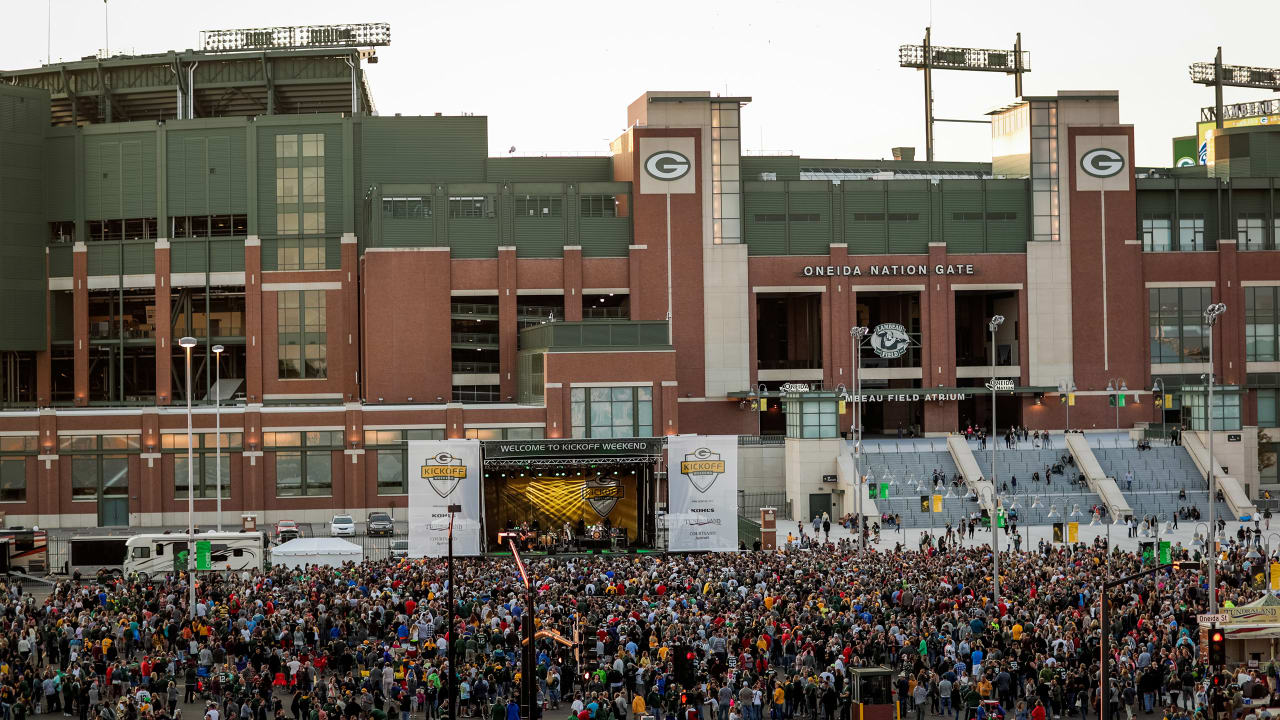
[924,27,934,162]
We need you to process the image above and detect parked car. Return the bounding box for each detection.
[329,515,356,537]
[274,520,301,543]
[366,511,394,537]
[389,540,409,559]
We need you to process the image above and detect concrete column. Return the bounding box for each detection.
[341,234,360,401]
[923,242,958,433]
[343,403,364,510]
[37,409,59,522]
[155,239,172,404]
[73,243,88,406]
[139,409,162,518]
[498,247,519,402]
[544,383,566,439]
[244,237,264,403]
[242,407,265,513]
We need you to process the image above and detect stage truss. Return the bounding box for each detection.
[483,455,661,468]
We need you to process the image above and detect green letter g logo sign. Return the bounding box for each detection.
[644,151,690,181]
[1081,148,1125,178]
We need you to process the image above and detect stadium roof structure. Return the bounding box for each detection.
[0,47,375,126]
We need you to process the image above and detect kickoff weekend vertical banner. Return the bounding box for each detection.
[408,440,483,557]
[667,435,739,552]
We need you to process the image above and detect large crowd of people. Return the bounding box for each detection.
[0,532,1275,720]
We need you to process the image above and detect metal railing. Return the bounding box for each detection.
[451,332,499,345]
[451,302,499,317]
[452,361,499,374]
[738,435,785,446]
[739,492,791,520]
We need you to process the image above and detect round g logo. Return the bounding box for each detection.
[644,151,690,181]
[1080,148,1125,178]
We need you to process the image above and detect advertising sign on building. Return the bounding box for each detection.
[408,440,483,557]
[667,435,739,552]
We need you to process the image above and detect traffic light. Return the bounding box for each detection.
[673,645,698,686]
[1209,630,1226,665]
[1059,393,1067,405]
[1210,671,1224,688]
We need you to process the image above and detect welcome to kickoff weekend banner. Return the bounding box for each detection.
[667,434,738,552]
[407,439,483,557]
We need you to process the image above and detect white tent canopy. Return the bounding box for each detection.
[270,537,362,569]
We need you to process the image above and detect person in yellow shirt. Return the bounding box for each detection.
[632,693,647,717]
[1011,623,1023,641]
[977,678,993,699]
[773,684,785,712]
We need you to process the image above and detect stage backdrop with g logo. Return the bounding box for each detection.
[667,434,739,552]
[408,439,483,557]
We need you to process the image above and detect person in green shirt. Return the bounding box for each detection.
[491,698,507,720]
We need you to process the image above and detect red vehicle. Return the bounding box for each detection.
[274,520,301,542]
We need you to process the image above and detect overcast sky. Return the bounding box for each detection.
[7,0,1278,166]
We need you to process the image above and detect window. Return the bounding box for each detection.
[1141,215,1172,252]
[277,290,327,379]
[70,455,128,502]
[754,214,787,222]
[165,433,239,499]
[449,196,488,218]
[451,385,500,403]
[580,195,617,218]
[888,213,919,222]
[789,213,820,222]
[49,221,75,243]
[1259,389,1278,428]
[1178,215,1205,251]
[383,197,432,220]
[463,427,545,440]
[1247,286,1279,362]
[172,215,248,238]
[514,196,562,218]
[1184,391,1241,431]
[1238,214,1269,251]
[131,546,150,559]
[952,212,984,221]
[363,429,445,496]
[267,431,338,497]
[853,213,885,221]
[275,132,326,268]
[987,211,1017,221]
[0,458,25,502]
[712,101,742,244]
[1148,287,1212,363]
[785,398,839,439]
[570,386,653,439]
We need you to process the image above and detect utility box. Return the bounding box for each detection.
[760,507,777,550]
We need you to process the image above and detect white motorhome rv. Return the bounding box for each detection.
[123,531,267,579]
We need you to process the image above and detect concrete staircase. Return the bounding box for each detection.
[1086,433,1236,524]
[856,437,990,530]
[968,436,1106,526]
[1182,431,1257,521]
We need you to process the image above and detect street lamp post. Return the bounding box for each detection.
[850,326,869,551]
[1105,378,1128,431]
[212,344,224,531]
[1058,380,1076,432]
[447,503,462,720]
[1152,378,1167,445]
[179,335,198,618]
[989,314,1004,607]
[1204,301,1227,613]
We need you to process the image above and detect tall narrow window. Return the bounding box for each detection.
[277,290,327,379]
[276,132,326,269]
[712,102,742,244]
[1178,214,1205,251]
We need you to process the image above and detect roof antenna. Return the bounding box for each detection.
[103,0,109,57]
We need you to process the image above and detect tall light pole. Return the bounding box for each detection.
[850,326,869,551]
[447,503,461,720]
[179,335,198,618]
[988,314,1004,606]
[1204,301,1227,612]
[1105,378,1128,431]
[212,344,224,531]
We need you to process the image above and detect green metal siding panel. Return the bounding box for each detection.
[44,135,75,220]
[324,126,343,237]
[49,245,72,277]
[741,156,800,181]
[361,116,487,184]
[514,219,563,258]
[744,191,786,255]
[122,242,154,274]
[941,181,984,253]
[787,190,831,255]
[885,182,930,254]
[985,180,1028,253]
[449,219,499,258]
[0,86,48,350]
[85,132,156,219]
[87,243,120,275]
[1136,188,1174,215]
[579,219,630,257]
[844,183,888,254]
[381,217,437,247]
[486,157,613,183]
[170,239,206,273]
[256,126,275,237]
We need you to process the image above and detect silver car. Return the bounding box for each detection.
[390,540,409,559]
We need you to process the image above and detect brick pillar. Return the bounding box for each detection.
[155,239,172,405]
[498,247,519,402]
[242,406,265,513]
[923,242,958,434]
[563,247,583,322]
[545,383,565,438]
[341,234,360,401]
[344,403,364,510]
[139,409,162,519]
[1217,240,1245,387]
[73,242,88,406]
[661,381,679,435]
[445,403,465,439]
[36,409,59,524]
[244,236,264,403]
[827,244,851,392]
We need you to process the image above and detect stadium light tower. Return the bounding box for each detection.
[1190,47,1280,130]
[899,28,1030,161]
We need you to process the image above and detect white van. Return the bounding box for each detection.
[124,531,267,579]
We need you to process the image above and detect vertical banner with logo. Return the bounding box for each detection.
[667,435,738,552]
[408,440,483,557]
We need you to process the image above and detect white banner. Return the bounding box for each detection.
[667,434,738,552]
[408,440,483,557]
